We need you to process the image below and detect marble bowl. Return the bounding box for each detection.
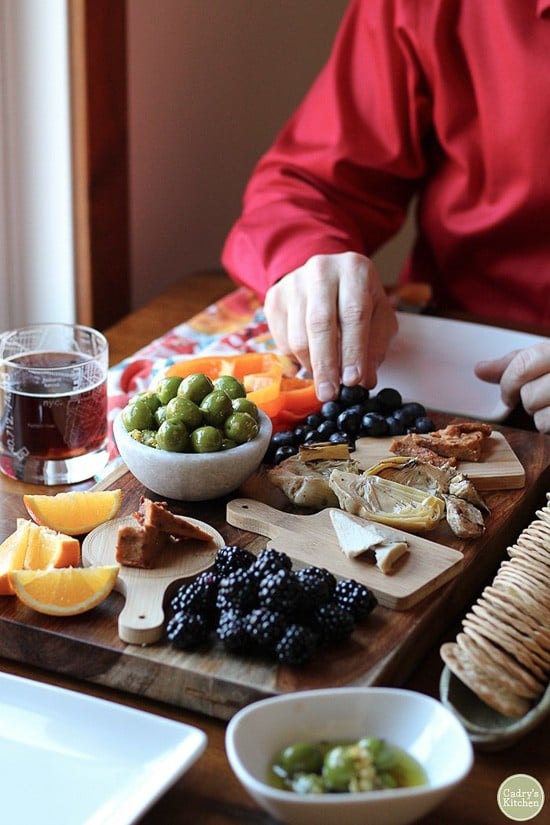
[226,687,473,825]
[113,408,272,501]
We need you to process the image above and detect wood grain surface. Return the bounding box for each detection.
[1,421,549,722]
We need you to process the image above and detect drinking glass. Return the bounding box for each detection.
[0,323,109,484]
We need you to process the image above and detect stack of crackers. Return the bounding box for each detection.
[441,493,550,718]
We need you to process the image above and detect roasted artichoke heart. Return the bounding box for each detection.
[328,470,445,532]
[363,456,455,497]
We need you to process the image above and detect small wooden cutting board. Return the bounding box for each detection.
[226,499,464,610]
[82,515,224,645]
[353,431,525,491]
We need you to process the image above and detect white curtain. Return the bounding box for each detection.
[0,0,75,331]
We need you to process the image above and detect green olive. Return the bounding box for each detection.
[231,396,259,420]
[322,746,356,792]
[213,374,247,400]
[154,405,167,426]
[165,396,203,430]
[156,419,189,452]
[132,391,161,413]
[155,376,183,405]
[276,742,324,777]
[220,437,237,451]
[290,774,325,794]
[223,411,259,444]
[190,425,223,453]
[177,372,215,405]
[121,399,155,431]
[199,389,233,427]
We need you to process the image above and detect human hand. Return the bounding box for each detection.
[474,342,550,433]
[263,252,397,402]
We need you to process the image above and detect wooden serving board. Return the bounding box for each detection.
[0,423,549,721]
[354,431,525,491]
[226,499,463,610]
[82,515,224,645]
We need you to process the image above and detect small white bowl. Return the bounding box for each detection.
[226,687,473,825]
[113,408,272,501]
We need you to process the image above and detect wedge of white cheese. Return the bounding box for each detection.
[329,510,409,574]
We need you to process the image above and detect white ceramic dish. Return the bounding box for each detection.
[375,313,546,422]
[226,687,473,825]
[0,672,207,825]
[113,408,272,500]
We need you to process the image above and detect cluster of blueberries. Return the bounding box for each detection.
[166,544,377,666]
[265,385,436,466]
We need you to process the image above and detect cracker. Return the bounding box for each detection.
[495,568,549,611]
[506,547,550,580]
[478,592,550,651]
[441,642,531,718]
[483,586,550,642]
[503,558,547,589]
[463,615,548,683]
[456,633,542,699]
[470,603,550,666]
[461,623,546,691]
[516,533,550,559]
[492,580,550,628]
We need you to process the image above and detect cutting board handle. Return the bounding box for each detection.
[226,498,307,540]
[117,579,167,645]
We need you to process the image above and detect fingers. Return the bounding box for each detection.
[476,344,550,434]
[264,252,397,402]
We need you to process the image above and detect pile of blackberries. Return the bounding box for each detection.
[166,544,377,666]
[265,385,435,466]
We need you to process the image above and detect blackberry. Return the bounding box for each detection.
[169,571,219,620]
[311,602,356,646]
[334,578,377,621]
[275,623,318,666]
[216,608,252,653]
[294,566,337,613]
[257,569,301,615]
[214,544,255,578]
[216,568,258,613]
[250,547,292,581]
[244,607,286,652]
[166,611,211,649]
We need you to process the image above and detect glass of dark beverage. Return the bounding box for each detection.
[0,323,109,484]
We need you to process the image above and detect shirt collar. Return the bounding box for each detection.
[537,0,550,17]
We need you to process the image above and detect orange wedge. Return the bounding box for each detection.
[23,489,123,535]
[9,565,120,616]
[20,520,80,570]
[0,520,32,595]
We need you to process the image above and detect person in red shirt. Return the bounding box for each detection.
[222,0,550,432]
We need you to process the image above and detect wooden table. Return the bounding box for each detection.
[1,270,548,825]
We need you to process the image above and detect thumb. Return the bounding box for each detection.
[474,350,519,385]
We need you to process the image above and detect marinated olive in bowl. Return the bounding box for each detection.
[120,372,260,453]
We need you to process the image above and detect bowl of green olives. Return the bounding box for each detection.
[225,687,473,825]
[113,371,272,500]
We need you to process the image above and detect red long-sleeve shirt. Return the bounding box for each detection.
[222,0,550,328]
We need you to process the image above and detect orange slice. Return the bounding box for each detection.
[9,565,120,616]
[0,520,32,595]
[20,520,80,570]
[23,489,123,535]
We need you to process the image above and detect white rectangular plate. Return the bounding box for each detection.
[375,313,546,421]
[0,672,207,825]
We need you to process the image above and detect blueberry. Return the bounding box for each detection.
[271,430,296,448]
[336,408,363,435]
[338,385,369,406]
[361,412,389,437]
[320,400,342,420]
[273,445,297,464]
[306,413,323,429]
[316,419,337,438]
[400,402,427,422]
[375,387,402,412]
[303,429,321,444]
[385,415,406,436]
[414,416,436,434]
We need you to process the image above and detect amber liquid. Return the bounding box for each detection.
[0,351,108,460]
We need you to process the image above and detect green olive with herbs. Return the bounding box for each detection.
[177,372,215,405]
[154,405,167,426]
[132,391,161,414]
[155,376,183,405]
[156,419,190,452]
[231,396,259,420]
[213,374,247,400]
[165,396,203,430]
[121,399,155,432]
[199,389,233,427]
[276,742,324,777]
[224,411,259,444]
[190,425,223,453]
[321,746,356,792]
